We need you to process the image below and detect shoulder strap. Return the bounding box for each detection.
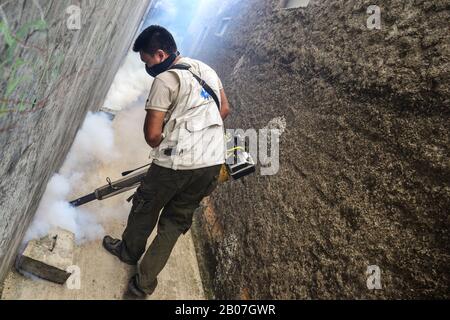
[169,64,221,111]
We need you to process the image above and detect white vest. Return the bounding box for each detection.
[151,58,226,170]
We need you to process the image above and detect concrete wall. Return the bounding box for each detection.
[192,0,449,299]
[0,0,150,287]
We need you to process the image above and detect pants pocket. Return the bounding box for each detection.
[131,189,157,214]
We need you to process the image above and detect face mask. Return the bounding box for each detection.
[145,52,179,77]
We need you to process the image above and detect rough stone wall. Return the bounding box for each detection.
[0,0,150,286]
[193,0,449,299]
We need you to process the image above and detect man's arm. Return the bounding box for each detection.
[143,110,166,148]
[220,88,230,120]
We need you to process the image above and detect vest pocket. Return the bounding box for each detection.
[177,114,222,167]
[185,113,221,132]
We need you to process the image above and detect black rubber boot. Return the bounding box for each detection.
[128,275,147,298]
[102,236,137,266]
[128,274,158,298]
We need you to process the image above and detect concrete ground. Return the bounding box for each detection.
[1,216,205,300]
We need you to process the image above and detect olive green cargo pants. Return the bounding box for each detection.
[120,163,221,294]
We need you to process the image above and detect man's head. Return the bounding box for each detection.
[133,25,178,67]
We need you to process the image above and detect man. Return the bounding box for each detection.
[102,25,230,298]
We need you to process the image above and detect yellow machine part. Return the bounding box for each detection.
[218,164,230,183]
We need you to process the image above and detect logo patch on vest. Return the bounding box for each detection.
[201,88,211,100]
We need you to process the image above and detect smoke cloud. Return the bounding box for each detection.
[24,48,154,244]
[24,112,116,244]
[23,48,153,245]
[102,52,152,111]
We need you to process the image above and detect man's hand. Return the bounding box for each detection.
[144,110,166,148]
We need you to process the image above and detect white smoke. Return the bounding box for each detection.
[23,174,104,244]
[102,51,152,111]
[24,49,153,244]
[154,0,178,18]
[24,112,117,244]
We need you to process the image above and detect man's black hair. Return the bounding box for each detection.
[133,25,178,55]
